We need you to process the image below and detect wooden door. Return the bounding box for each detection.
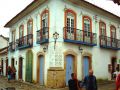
[1,60,3,75]
[26,51,33,82]
[111,58,117,79]
[83,56,89,77]
[39,56,44,85]
[11,58,15,67]
[19,57,23,79]
[6,59,8,76]
[66,55,74,86]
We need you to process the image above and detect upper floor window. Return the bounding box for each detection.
[64,9,76,40]
[83,16,92,36]
[99,21,106,36]
[19,25,24,38]
[41,10,49,28]
[12,30,16,42]
[27,19,33,35]
[110,25,116,39]
[40,10,49,39]
[65,9,76,33]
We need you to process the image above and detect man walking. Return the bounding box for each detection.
[68,73,79,90]
[83,69,97,90]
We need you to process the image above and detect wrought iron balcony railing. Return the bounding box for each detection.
[9,41,16,51]
[63,27,97,46]
[16,34,33,50]
[36,27,49,44]
[99,35,120,50]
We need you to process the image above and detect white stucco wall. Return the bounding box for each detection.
[0,55,7,76]
[0,36,8,49]
[49,0,120,79]
[0,36,8,76]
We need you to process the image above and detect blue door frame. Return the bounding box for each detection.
[66,55,74,86]
[39,56,44,85]
[83,56,89,77]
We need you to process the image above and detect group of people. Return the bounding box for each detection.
[7,66,16,82]
[68,69,120,90]
[68,69,97,90]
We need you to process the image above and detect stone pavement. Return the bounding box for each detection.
[0,76,116,90]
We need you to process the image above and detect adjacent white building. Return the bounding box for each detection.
[0,35,9,76]
[4,0,120,88]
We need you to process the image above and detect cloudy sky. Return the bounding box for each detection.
[0,0,120,37]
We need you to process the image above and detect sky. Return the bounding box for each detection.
[0,0,33,37]
[0,0,120,37]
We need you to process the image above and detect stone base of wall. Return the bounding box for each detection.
[47,67,65,88]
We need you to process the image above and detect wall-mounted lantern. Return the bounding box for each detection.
[79,46,83,54]
[53,32,59,50]
[43,45,48,52]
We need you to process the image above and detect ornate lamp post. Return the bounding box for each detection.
[53,32,59,50]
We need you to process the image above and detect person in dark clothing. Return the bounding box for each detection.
[83,69,97,90]
[7,66,12,82]
[68,73,79,90]
[11,66,16,79]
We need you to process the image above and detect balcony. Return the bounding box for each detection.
[9,42,16,51]
[16,34,33,50]
[36,27,49,44]
[99,35,120,50]
[63,27,97,46]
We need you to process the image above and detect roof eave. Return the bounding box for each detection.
[68,0,120,22]
[4,0,120,28]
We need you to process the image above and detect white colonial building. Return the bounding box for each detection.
[4,0,120,88]
[0,35,9,76]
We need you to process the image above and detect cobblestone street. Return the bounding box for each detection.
[0,76,116,90]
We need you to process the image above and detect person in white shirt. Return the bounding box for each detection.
[113,68,120,79]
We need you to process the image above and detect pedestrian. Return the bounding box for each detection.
[113,68,120,79]
[7,66,12,82]
[116,73,120,90]
[83,69,97,90]
[68,73,79,90]
[11,66,16,80]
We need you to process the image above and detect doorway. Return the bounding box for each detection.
[26,50,33,82]
[11,58,15,67]
[19,57,23,79]
[1,60,3,75]
[83,56,89,77]
[83,56,91,78]
[111,57,117,79]
[65,55,75,86]
[6,59,8,76]
[37,55,44,85]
